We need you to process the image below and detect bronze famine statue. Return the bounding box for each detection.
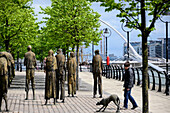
[0,52,14,111]
[92,50,103,98]
[67,52,77,97]
[45,50,57,105]
[24,45,37,100]
[55,49,66,103]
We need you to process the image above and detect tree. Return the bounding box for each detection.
[40,0,102,89]
[0,0,39,59]
[89,0,170,113]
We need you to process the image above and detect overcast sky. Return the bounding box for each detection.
[32,0,170,58]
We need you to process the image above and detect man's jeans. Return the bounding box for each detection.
[124,88,138,108]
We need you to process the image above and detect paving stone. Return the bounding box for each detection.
[1,71,169,113]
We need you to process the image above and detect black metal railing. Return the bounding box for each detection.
[101,64,169,95]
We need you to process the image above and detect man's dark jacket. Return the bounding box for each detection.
[124,68,134,89]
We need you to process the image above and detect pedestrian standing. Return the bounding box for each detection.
[45,50,57,105]
[92,50,103,98]
[122,61,138,110]
[24,45,37,100]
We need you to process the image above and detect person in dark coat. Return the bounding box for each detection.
[55,49,66,103]
[92,50,103,98]
[45,50,57,105]
[122,61,138,110]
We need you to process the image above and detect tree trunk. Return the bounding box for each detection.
[5,40,9,51]
[63,48,66,56]
[72,44,75,51]
[76,44,79,90]
[141,0,149,113]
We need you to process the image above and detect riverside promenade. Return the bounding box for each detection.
[1,71,170,113]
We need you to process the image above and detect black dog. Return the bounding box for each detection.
[96,94,120,113]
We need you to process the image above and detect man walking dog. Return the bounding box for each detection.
[122,61,138,110]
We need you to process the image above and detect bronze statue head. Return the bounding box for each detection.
[70,52,75,57]
[57,48,62,54]
[48,50,54,56]
[27,45,32,51]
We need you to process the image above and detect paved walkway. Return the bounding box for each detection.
[0,71,170,113]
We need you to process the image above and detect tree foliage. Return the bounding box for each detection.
[89,0,169,36]
[40,0,102,53]
[0,0,39,59]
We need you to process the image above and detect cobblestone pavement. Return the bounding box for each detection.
[0,71,169,113]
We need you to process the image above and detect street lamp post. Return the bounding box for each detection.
[103,28,111,78]
[121,21,133,61]
[159,11,170,95]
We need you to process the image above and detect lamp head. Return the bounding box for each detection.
[104,28,109,34]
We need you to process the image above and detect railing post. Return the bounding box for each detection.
[157,70,162,92]
[110,65,113,78]
[118,66,121,81]
[163,71,169,95]
[107,65,109,78]
[109,65,112,79]
[136,68,140,86]
[148,72,150,89]
[113,65,115,79]
[105,65,107,77]
[121,66,124,81]
[115,66,118,80]
[150,70,155,90]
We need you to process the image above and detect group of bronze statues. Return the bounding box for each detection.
[24,46,78,105]
[0,45,103,111]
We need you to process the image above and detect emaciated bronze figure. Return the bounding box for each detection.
[92,50,103,98]
[24,45,37,100]
[0,52,14,111]
[45,50,57,105]
[55,49,66,103]
[67,52,77,97]
[1,52,15,87]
